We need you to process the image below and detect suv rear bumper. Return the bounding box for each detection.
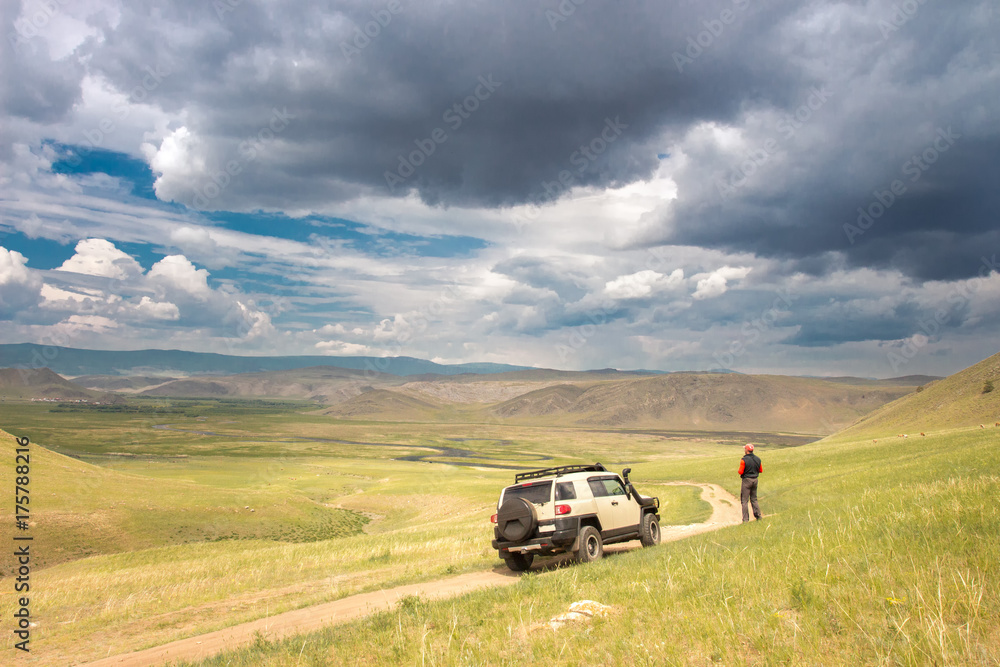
[493,517,580,555]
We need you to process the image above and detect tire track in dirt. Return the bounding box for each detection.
[82,483,740,667]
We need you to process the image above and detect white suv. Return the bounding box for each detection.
[491,463,661,571]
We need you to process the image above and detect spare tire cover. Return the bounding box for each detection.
[497,497,537,542]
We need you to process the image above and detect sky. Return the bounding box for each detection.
[1,0,998,378]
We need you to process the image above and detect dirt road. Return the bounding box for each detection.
[83,483,741,667]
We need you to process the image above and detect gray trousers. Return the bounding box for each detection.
[741,476,761,522]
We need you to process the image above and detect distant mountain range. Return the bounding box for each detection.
[2,349,968,434]
[319,372,921,434]
[0,343,534,378]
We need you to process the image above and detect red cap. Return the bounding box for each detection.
[744,443,754,453]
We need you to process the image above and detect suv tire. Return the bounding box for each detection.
[640,512,660,547]
[576,525,603,563]
[503,553,534,572]
[496,497,537,542]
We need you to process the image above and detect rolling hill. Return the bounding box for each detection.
[322,389,445,420]
[487,373,915,433]
[4,363,923,434]
[136,366,401,402]
[71,374,181,392]
[0,367,106,400]
[829,350,1000,439]
[491,384,589,417]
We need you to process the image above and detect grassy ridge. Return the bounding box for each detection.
[832,350,1000,440]
[187,427,1000,666]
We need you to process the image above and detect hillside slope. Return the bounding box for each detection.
[0,367,105,400]
[72,374,180,392]
[322,389,444,420]
[829,350,1000,439]
[138,366,401,402]
[489,373,914,434]
[0,428,367,572]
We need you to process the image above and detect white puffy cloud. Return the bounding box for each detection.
[135,296,179,320]
[0,247,44,317]
[235,301,275,341]
[147,254,212,299]
[317,323,347,335]
[58,238,144,280]
[168,226,235,268]
[373,314,412,343]
[692,266,752,300]
[141,126,204,204]
[604,268,684,300]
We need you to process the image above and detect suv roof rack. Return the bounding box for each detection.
[514,463,607,483]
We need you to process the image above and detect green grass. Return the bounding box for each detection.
[0,402,735,665]
[3,395,998,665]
[650,484,713,525]
[180,427,1000,666]
[0,429,370,572]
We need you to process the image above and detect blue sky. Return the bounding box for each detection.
[1,1,998,377]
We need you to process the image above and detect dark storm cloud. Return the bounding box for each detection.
[1,1,83,123]
[646,1,1000,281]
[54,0,807,208]
[7,0,996,286]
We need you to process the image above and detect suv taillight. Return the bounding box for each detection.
[490,514,498,523]
[555,504,571,515]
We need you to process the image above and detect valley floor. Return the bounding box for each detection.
[82,483,742,667]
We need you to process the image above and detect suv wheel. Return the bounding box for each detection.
[640,512,660,547]
[503,553,534,572]
[576,526,603,563]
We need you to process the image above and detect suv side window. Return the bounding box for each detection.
[588,478,609,497]
[604,479,627,496]
[555,481,577,500]
[588,476,626,498]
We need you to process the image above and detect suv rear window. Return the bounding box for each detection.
[504,480,552,504]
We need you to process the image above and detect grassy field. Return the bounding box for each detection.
[182,426,1000,666]
[2,390,997,665]
[0,400,719,664]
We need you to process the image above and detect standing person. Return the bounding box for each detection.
[739,443,763,522]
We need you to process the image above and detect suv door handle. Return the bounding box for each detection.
[611,501,618,505]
